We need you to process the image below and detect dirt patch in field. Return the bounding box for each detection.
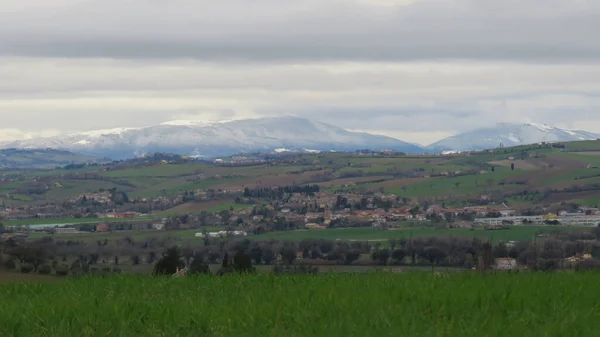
[372,177,431,189]
[488,160,538,170]
[163,200,226,213]
[316,176,394,188]
[538,156,587,170]
[213,169,332,190]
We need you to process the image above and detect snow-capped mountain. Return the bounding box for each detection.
[1,116,425,159]
[428,122,600,152]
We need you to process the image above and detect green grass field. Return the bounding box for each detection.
[3,217,153,227]
[253,226,592,243]
[23,225,593,244]
[1,273,599,336]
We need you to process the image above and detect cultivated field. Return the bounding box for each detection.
[5,140,600,211]
[1,273,599,336]
[253,226,590,243]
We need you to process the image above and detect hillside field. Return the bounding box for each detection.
[4,140,600,210]
[1,273,599,336]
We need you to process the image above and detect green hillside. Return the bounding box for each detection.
[2,140,600,209]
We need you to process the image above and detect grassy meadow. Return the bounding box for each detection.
[1,272,599,336]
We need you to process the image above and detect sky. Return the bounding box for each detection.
[1,0,600,146]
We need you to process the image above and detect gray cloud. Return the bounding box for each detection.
[1,0,599,61]
[1,0,600,145]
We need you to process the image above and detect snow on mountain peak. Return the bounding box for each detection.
[78,127,141,138]
[160,119,234,127]
[523,121,554,132]
[160,120,204,126]
[429,121,600,152]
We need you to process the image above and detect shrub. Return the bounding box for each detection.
[55,264,69,277]
[20,263,34,274]
[188,255,211,275]
[38,264,52,275]
[3,257,16,270]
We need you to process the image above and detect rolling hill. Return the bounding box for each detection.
[0,148,103,169]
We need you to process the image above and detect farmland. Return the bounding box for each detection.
[3,140,600,210]
[1,272,599,336]
[22,225,593,245]
[253,226,591,243]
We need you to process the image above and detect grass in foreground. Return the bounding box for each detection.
[1,272,600,336]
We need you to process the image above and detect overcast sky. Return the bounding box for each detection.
[1,0,599,145]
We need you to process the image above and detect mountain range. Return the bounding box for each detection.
[0,116,423,159]
[1,117,599,160]
[0,148,104,169]
[428,122,600,152]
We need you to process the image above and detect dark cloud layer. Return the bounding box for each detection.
[1,0,600,144]
[1,0,599,61]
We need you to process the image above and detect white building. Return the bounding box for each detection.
[195,230,247,238]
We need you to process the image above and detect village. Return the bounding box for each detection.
[2,184,600,239]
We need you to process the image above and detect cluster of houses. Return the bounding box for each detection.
[475,208,600,227]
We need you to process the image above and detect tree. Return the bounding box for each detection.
[249,244,263,264]
[281,247,297,265]
[344,250,361,265]
[262,246,276,265]
[218,250,255,275]
[372,249,390,265]
[131,255,140,265]
[188,253,210,275]
[9,244,47,272]
[232,249,255,273]
[491,166,495,172]
[391,249,407,264]
[511,163,515,171]
[423,246,447,269]
[153,246,185,276]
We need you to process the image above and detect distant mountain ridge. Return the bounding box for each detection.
[0,116,426,159]
[0,148,103,169]
[428,122,600,152]
[3,118,600,160]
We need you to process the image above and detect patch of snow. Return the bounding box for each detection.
[274,148,291,153]
[160,120,205,126]
[74,139,89,145]
[564,130,577,136]
[160,119,233,127]
[525,122,554,132]
[507,133,521,143]
[78,127,140,138]
[303,148,321,153]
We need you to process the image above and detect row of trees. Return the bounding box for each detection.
[3,226,600,277]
